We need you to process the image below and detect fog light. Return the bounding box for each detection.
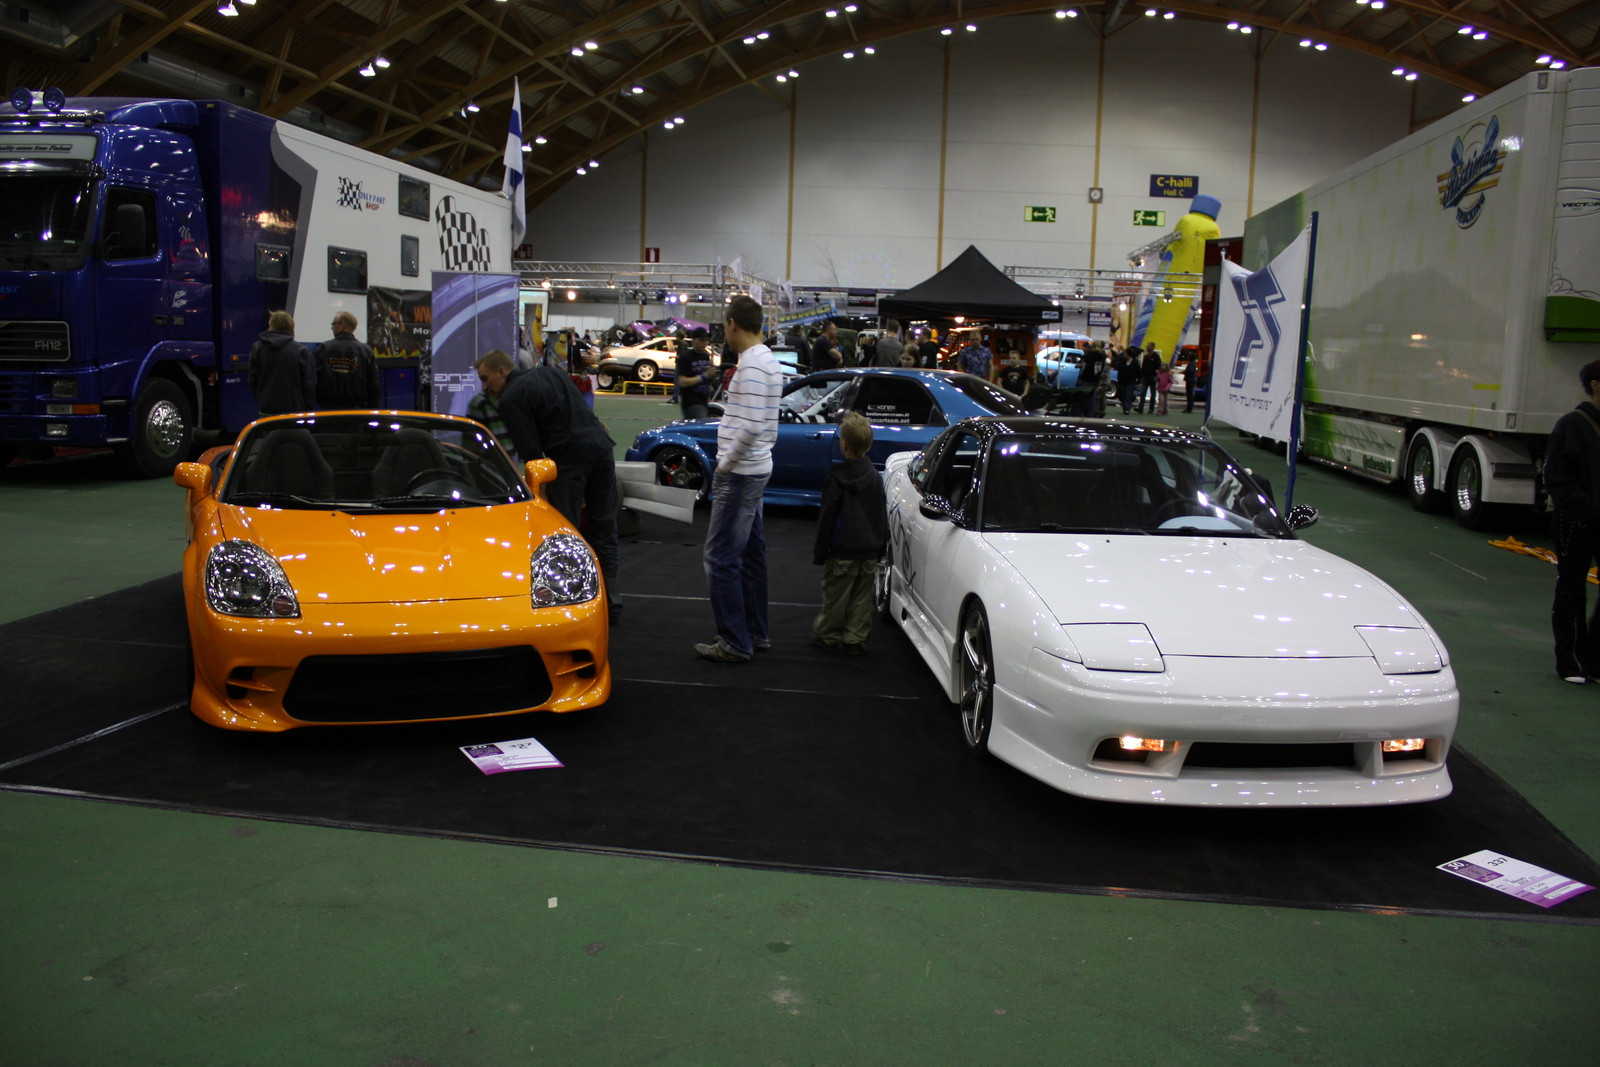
[1120,735,1173,752]
[51,379,78,399]
[1382,738,1426,753]
[46,403,73,415]
[45,422,68,438]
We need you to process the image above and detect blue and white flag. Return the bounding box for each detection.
[1208,223,1312,440]
[502,78,526,251]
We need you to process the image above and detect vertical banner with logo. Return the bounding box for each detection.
[1208,217,1318,502]
[430,271,520,416]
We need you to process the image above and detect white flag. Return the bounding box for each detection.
[501,79,526,251]
[1208,224,1312,440]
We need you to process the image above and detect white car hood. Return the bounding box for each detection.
[987,534,1428,657]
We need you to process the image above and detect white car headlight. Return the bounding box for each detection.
[1060,623,1164,672]
[204,540,300,618]
[1355,626,1444,674]
[531,533,600,607]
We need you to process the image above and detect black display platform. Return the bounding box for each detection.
[3,509,1597,924]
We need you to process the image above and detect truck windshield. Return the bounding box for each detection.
[0,176,95,269]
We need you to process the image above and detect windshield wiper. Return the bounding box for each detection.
[998,522,1148,534]
[225,491,331,508]
[367,493,504,508]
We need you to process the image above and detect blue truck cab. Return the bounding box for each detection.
[0,91,307,474]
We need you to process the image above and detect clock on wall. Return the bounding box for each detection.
[1088,187,1104,203]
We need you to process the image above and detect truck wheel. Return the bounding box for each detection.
[1447,448,1495,530]
[121,379,194,478]
[1404,437,1446,512]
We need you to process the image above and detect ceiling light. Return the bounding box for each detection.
[217,2,239,15]
[1145,8,1157,15]
[1163,11,1175,19]
[940,27,952,36]
[238,0,255,5]
[589,159,599,168]
[862,48,874,56]
[1458,26,1473,35]
[826,8,837,15]
[845,4,858,11]
[1405,72,1418,81]
[359,63,376,77]
[776,74,788,82]
[789,70,799,77]
[744,36,756,44]
[1550,59,1567,69]
[1315,42,1328,51]
[631,86,644,94]
[1535,55,1552,65]
[1462,94,1476,102]
[758,31,770,40]
[1300,39,1311,47]
[1240,26,1251,34]
[663,120,674,128]
[577,167,587,175]
[535,135,547,144]
[584,40,598,50]
[674,116,684,124]
[1392,67,1406,76]
[843,52,854,59]
[1227,22,1239,29]
[1473,31,1488,41]
[966,23,977,32]
[466,101,480,112]
[374,56,390,69]
[1370,0,1384,8]
[566,290,577,301]
[521,143,531,152]
[1056,9,1078,18]
[571,47,583,56]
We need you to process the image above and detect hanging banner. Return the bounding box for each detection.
[430,271,520,416]
[1208,224,1313,440]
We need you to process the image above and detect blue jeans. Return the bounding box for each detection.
[704,469,770,656]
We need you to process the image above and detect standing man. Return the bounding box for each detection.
[811,319,845,370]
[1543,360,1600,683]
[675,328,716,420]
[248,309,315,416]
[873,321,904,367]
[958,334,993,380]
[696,295,783,663]
[498,362,623,625]
[315,310,382,409]
[467,349,517,460]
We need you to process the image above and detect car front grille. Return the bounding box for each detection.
[282,646,553,723]
[1182,742,1359,770]
[0,321,71,362]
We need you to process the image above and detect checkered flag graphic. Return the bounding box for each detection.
[434,196,492,272]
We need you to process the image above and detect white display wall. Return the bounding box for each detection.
[524,15,1463,290]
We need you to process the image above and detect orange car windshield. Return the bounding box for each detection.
[220,414,531,511]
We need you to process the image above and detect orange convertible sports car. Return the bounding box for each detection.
[174,411,611,731]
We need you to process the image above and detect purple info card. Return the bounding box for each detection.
[460,736,563,775]
[1438,850,1594,908]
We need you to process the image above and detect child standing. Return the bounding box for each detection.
[1156,360,1174,416]
[812,412,889,655]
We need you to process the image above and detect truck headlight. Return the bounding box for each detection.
[205,540,300,618]
[531,533,599,607]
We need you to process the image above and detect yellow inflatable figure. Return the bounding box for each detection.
[1133,194,1221,359]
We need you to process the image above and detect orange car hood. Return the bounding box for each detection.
[218,501,558,605]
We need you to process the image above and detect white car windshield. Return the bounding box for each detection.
[978,434,1291,536]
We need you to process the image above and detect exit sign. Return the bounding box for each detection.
[1133,210,1167,227]
[1025,205,1057,223]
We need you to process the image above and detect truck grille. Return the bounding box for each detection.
[0,321,71,362]
[0,372,31,415]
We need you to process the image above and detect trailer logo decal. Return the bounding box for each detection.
[434,196,492,271]
[1227,267,1288,393]
[336,177,386,212]
[1437,116,1505,229]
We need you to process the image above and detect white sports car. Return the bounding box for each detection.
[881,417,1458,807]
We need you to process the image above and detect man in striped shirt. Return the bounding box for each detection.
[468,350,517,461]
[695,295,784,663]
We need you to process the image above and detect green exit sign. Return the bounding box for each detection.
[1025,205,1057,223]
[1133,210,1167,226]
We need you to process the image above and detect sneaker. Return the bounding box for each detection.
[1563,675,1588,684]
[694,638,751,663]
[753,637,771,653]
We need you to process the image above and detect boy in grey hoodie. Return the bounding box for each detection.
[812,412,889,654]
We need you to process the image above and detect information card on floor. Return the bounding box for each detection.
[460,736,563,775]
[1438,850,1594,908]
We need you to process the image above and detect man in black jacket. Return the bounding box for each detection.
[499,364,622,623]
[315,311,382,409]
[247,309,315,416]
[811,412,889,654]
[1543,359,1600,682]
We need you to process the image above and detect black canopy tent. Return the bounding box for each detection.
[878,245,1061,325]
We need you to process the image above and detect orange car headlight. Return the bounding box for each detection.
[530,533,600,607]
[204,539,301,618]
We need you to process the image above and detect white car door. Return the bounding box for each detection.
[892,428,984,677]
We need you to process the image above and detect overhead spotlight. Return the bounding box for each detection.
[1300,39,1311,47]
[1405,72,1418,81]
[1392,67,1406,76]
[758,31,769,40]
[845,3,857,10]
[521,143,531,153]
[1227,21,1239,29]
[631,86,644,94]
[571,47,584,56]
[863,48,874,56]
[238,0,255,4]
[566,290,577,301]
[577,167,588,175]
[217,2,239,15]
[1472,31,1488,41]
[663,120,675,128]
[1145,7,1157,14]
[789,70,799,77]
[1370,0,1384,8]
[843,52,854,59]
[359,63,376,77]
[584,40,598,50]
[534,135,548,144]
[744,36,756,44]
[776,74,788,82]
[1163,11,1175,19]
[589,159,599,168]
[1550,59,1567,69]
[465,101,480,113]
[826,8,838,15]
[940,27,953,36]
[1315,42,1328,51]
[966,23,977,32]
[673,116,684,124]
[1240,26,1252,34]
[1462,94,1477,102]
[1458,25,1474,34]
[1535,55,1552,65]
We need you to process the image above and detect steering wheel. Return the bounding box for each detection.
[405,467,466,493]
[1148,498,1202,526]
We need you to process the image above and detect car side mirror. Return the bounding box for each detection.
[524,459,558,487]
[1285,503,1319,531]
[919,495,954,522]
[173,461,210,493]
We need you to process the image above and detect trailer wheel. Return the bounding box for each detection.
[1447,447,1495,530]
[1404,437,1446,512]
[121,379,194,478]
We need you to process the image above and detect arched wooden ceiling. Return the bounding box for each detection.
[6,1,1595,210]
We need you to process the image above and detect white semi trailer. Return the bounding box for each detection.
[1242,67,1600,528]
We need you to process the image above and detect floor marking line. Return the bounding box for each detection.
[627,592,821,608]
[0,703,183,773]
[5,634,186,650]
[1428,551,1488,581]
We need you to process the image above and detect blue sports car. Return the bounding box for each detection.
[625,368,1024,506]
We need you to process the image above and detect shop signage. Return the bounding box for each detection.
[1024,205,1057,223]
[1088,309,1112,328]
[1133,210,1167,227]
[1149,174,1198,199]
